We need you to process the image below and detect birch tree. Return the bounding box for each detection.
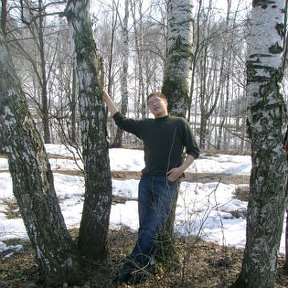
[105,0,119,98]
[158,0,194,264]
[0,26,82,287]
[162,0,193,118]
[231,0,287,287]
[131,0,146,118]
[65,0,112,261]
[111,0,129,147]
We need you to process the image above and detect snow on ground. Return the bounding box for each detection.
[0,145,284,257]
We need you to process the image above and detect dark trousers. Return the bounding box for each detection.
[130,175,178,266]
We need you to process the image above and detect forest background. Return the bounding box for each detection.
[1,0,257,153]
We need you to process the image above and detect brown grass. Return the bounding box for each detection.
[1,228,288,288]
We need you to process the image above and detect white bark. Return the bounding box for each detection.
[234,1,287,287]
[162,0,194,117]
[66,0,112,261]
[0,25,81,287]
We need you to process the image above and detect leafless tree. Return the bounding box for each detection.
[66,0,112,261]
[0,25,82,287]
[110,0,130,147]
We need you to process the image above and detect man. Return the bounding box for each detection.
[103,91,200,284]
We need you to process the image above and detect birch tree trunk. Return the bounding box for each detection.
[232,0,287,287]
[188,0,202,122]
[0,28,81,287]
[106,0,118,97]
[158,0,194,265]
[162,0,193,118]
[65,0,112,262]
[37,0,51,144]
[131,0,147,118]
[112,0,129,147]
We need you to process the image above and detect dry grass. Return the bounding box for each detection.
[1,228,288,288]
[1,199,21,219]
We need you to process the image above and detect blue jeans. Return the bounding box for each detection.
[130,175,178,266]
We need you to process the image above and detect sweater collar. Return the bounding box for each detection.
[155,115,169,121]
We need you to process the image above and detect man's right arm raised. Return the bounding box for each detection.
[103,90,119,117]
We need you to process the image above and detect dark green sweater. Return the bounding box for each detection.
[113,112,200,176]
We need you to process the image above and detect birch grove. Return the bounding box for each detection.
[2,0,288,286]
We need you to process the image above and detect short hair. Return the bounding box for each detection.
[147,91,167,103]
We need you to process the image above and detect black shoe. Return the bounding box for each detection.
[126,256,157,285]
[113,256,137,285]
[113,270,132,285]
[127,271,147,285]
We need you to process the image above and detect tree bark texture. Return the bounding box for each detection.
[66,0,112,262]
[0,28,81,287]
[162,0,194,118]
[232,1,287,287]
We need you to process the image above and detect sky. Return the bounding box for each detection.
[0,144,285,259]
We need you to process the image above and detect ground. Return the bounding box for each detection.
[1,227,288,288]
[0,161,288,287]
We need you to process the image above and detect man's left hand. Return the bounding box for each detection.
[166,168,183,182]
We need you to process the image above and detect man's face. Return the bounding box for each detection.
[147,95,168,118]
